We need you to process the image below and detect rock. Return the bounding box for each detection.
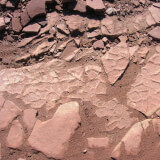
[12,17,22,33]
[57,23,70,35]
[149,6,160,23]
[153,3,160,8]
[17,36,36,48]
[106,7,117,15]
[0,17,5,30]
[27,0,46,19]
[6,1,16,8]
[95,98,137,131]
[73,0,86,13]
[0,100,21,130]
[23,109,37,130]
[20,11,31,27]
[148,27,160,40]
[101,42,129,84]
[23,23,41,33]
[87,29,101,38]
[0,96,5,109]
[88,19,100,30]
[28,101,81,159]
[86,0,105,11]
[111,119,152,159]
[93,40,104,50]
[127,53,160,116]
[6,120,24,149]
[0,0,7,5]
[65,15,87,33]
[4,17,11,24]
[87,137,110,148]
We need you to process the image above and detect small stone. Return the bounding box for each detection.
[106,7,117,15]
[57,23,70,35]
[73,0,86,13]
[86,0,105,11]
[83,149,87,154]
[0,17,5,30]
[87,137,110,149]
[6,120,24,149]
[93,40,104,49]
[23,109,37,130]
[23,23,41,33]
[4,17,10,24]
[87,29,102,39]
[148,27,160,40]
[88,19,100,30]
[102,37,108,43]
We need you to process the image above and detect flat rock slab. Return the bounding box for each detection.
[28,101,81,159]
[0,100,21,130]
[127,53,160,117]
[148,26,160,40]
[6,120,24,149]
[23,23,41,33]
[95,98,137,131]
[86,0,105,11]
[101,42,129,85]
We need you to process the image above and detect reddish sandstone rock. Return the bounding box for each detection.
[23,23,41,33]
[0,100,21,130]
[22,109,37,130]
[11,17,22,32]
[93,40,104,49]
[88,19,100,30]
[73,0,86,13]
[0,17,5,30]
[148,26,160,40]
[6,120,24,149]
[20,11,31,27]
[27,0,46,19]
[87,137,110,149]
[86,0,105,11]
[101,42,129,84]
[28,101,81,159]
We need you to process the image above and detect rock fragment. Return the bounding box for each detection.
[6,120,24,149]
[23,109,37,130]
[88,19,100,30]
[12,17,22,33]
[28,102,81,159]
[86,0,105,11]
[23,23,41,33]
[0,100,21,130]
[148,26,160,40]
[57,23,70,35]
[0,17,5,30]
[93,40,104,50]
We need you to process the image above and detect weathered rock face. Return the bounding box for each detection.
[12,17,22,33]
[149,27,160,40]
[23,23,41,33]
[0,100,21,130]
[95,98,137,131]
[28,101,80,159]
[101,42,129,85]
[127,53,160,117]
[6,120,24,149]
[86,0,105,11]
[0,17,5,30]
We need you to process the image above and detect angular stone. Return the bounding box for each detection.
[65,15,87,33]
[153,3,160,8]
[23,109,37,130]
[101,42,129,84]
[73,0,86,13]
[27,0,46,19]
[6,120,24,149]
[86,0,105,11]
[148,27,160,40]
[149,6,160,23]
[12,17,22,33]
[87,137,110,149]
[57,23,70,35]
[87,29,101,38]
[20,11,31,27]
[95,98,137,131]
[127,53,160,116]
[0,17,5,30]
[28,101,80,159]
[23,23,41,33]
[88,19,100,30]
[111,119,152,159]
[93,40,104,49]
[0,100,21,130]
